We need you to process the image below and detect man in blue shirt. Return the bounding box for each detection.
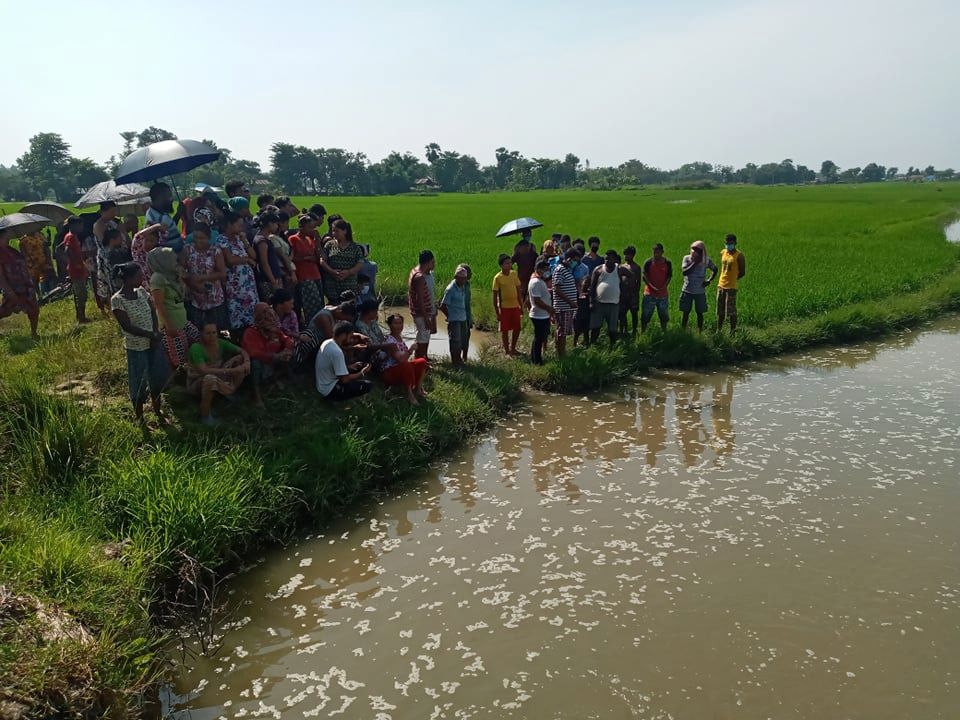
[439,266,469,366]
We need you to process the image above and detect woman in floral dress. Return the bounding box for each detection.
[184,223,228,331]
[218,212,259,332]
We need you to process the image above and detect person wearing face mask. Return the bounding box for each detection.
[679,240,717,332]
[551,249,581,358]
[716,233,746,333]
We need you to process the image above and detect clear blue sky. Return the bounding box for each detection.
[3,0,958,172]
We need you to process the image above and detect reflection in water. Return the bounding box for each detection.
[168,318,960,720]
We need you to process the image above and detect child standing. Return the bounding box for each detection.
[492,253,522,356]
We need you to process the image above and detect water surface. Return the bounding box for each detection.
[169,319,960,719]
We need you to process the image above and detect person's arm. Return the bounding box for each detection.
[113,307,159,340]
[737,253,746,279]
[588,268,601,306]
[704,259,718,287]
[492,285,501,319]
[681,256,695,276]
[641,260,656,292]
[242,329,274,363]
[664,259,673,286]
[150,287,176,336]
[533,286,555,316]
[439,287,452,319]
[555,273,577,309]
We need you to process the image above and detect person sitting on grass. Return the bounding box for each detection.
[528,259,555,365]
[0,229,41,340]
[187,322,251,426]
[110,262,168,424]
[354,299,392,370]
[492,253,522,356]
[270,287,301,338]
[242,302,294,408]
[680,240,717,333]
[314,321,373,402]
[380,313,429,405]
[440,266,470,366]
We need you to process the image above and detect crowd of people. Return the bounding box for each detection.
[0,179,746,425]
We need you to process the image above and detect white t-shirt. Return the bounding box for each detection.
[314,339,348,396]
[528,277,551,320]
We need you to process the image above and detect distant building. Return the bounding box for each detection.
[413,177,441,192]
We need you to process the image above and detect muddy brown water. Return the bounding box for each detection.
[166,318,960,719]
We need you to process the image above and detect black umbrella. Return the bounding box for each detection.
[20,202,73,223]
[114,139,221,185]
[496,217,544,238]
[0,213,53,237]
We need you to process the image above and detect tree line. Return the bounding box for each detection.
[1,129,956,202]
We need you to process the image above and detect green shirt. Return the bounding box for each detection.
[149,273,188,330]
[188,339,240,368]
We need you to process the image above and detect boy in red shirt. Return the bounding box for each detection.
[63,217,90,324]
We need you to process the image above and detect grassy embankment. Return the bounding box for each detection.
[1,183,958,715]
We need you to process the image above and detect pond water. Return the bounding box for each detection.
[167,319,960,719]
[945,218,960,243]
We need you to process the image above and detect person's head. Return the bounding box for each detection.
[309,203,327,221]
[332,320,355,347]
[227,196,250,217]
[104,227,123,248]
[270,287,294,316]
[588,236,600,253]
[358,298,379,322]
[220,211,243,236]
[653,242,664,259]
[418,249,435,272]
[386,313,404,335]
[455,266,468,286]
[498,253,512,273]
[253,302,280,335]
[725,233,737,252]
[256,193,274,210]
[225,180,249,199]
[99,201,118,221]
[192,222,212,248]
[624,245,636,261]
[257,211,280,235]
[297,213,314,233]
[122,214,139,234]
[542,239,557,257]
[201,322,219,344]
[139,223,163,250]
[331,218,353,244]
[114,261,142,289]
[333,299,358,322]
[276,211,290,231]
[520,228,532,243]
[276,197,298,216]
[67,216,84,235]
[149,182,173,213]
[560,237,572,251]
[535,258,551,276]
[457,263,472,281]
[604,249,618,269]
[326,213,342,234]
[551,232,561,242]
[690,240,707,263]
[563,248,582,266]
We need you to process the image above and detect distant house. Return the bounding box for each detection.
[413,177,441,192]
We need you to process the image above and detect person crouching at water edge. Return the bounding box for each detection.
[315,321,374,402]
[679,240,717,332]
[440,266,470,366]
[492,253,522,356]
[716,233,746,333]
[110,262,169,425]
[380,314,429,405]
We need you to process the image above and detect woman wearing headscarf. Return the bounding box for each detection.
[241,302,295,408]
[148,246,199,368]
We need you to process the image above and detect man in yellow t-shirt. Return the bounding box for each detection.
[492,253,522,355]
[717,233,746,333]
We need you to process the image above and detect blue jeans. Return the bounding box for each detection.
[126,344,169,405]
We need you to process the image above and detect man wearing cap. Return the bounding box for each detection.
[440,266,470,366]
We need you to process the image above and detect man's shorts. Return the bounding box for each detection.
[717,288,738,316]
[499,306,521,333]
[678,291,707,314]
[413,315,433,344]
[590,302,619,332]
[641,295,669,322]
[574,297,591,332]
[555,309,576,338]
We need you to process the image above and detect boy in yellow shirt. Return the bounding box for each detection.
[717,233,746,333]
[492,253,522,355]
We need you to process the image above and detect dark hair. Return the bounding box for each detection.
[297,213,313,227]
[256,211,280,229]
[219,211,241,232]
[386,313,403,326]
[605,249,618,259]
[331,218,353,243]
[103,227,122,244]
[277,211,290,223]
[588,236,600,247]
[112,261,141,282]
[561,235,571,244]
[327,214,342,232]
[270,287,293,306]
[358,298,379,316]
[257,194,274,208]
[67,216,84,228]
[193,222,212,238]
[333,320,354,339]
[276,196,291,207]
[225,179,246,196]
[498,253,511,267]
[338,289,357,303]
[309,203,327,217]
[624,245,637,255]
[99,201,117,211]
[336,300,358,319]
[564,248,582,260]
[725,233,737,243]
[653,242,664,251]
[418,249,434,265]
[551,233,562,239]
[149,182,170,201]
[535,259,551,271]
